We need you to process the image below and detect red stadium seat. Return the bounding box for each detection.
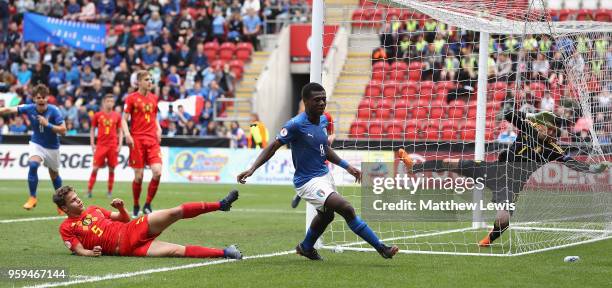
[422,127,440,141]
[408,62,423,81]
[351,9,368,28]
[219,42,236,61]
[372,61,390,81]
[375,109,392,120]
[429,99,446,119]
[382,81,400,98]
[447,99,467,119]
[419,81,435,99]
[358,98,375,110]
[229,60,244,80]
[460,130,476,141]
[203,42,220,61]
[594,9,611,22]
[386,120,405,139]
[435,81,455,99]
[440,120,457,141]
[576,9,592,20]
[236,42,254,61]
[211,60,225,69]
[394,100,410,120]
[400,81,419,99]
[386,8,401,21]
[349,121,368,138]
[357,107,372,120]
[365,81,382,97]
[412,99,430,119]
[368,121,385,138]
[389,61,408,80]
[371,9,384,27]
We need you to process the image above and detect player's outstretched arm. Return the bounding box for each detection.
[109,198,130,223]
[0,106,18,115]
[121,113,133,147]
[237,139,284,184]
[73,243,102,257]
[89,123,96,152]
[326,146,361,183]
[563,158,609,174]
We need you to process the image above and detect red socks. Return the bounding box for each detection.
[132,181,142,206]
[181,202,221,219]
[88,171,97,192]
[184,245,225,258]
[146,178,160,205]
[108,171,115,194]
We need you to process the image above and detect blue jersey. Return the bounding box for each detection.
[277,113,329,188]
[17,104,64,149]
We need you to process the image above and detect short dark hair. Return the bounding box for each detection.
[301,82,325,100]
[53,186,74,208]
[32,84,49,98]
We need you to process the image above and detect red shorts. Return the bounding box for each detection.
[118,215,159,257]
[93,145,119,168]
[129,138,162,169]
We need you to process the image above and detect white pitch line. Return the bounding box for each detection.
[0,216,64,223]
[0,208,304,224]
[24,250,295,288]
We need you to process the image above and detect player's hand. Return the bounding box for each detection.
[116,144,121,153]
[111,198,124,209]
[347,166,362,183]
[237,169,254,184]
[92,246,102,257]
[125,135,134,147]
[589,163,609,174]
[157,131,162,143]
[37,115,49,127]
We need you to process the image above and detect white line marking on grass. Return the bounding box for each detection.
[0,216,64,223]
[24,250,295,288]
[1,209,303,224]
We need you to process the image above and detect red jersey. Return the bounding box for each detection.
[92,111,122,146]
[124,91,159,141]
[59,206,123,255]
[324,112,334,135]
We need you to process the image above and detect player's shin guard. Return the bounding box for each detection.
[184,245,225,258]
[181,202,221,219]
[27,161,40,197]
[88,171,97,192]
[145,177,160,205]
[301,228,324,251]
[108,171,115,194]
[52,176,62,190]
[132,181,142,206]
[347,217,384,250]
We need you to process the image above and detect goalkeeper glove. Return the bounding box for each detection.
[589,162,610,174]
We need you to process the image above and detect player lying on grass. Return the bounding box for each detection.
[398,104,609,247]
[54,186,242,259]
[238,82,399,260]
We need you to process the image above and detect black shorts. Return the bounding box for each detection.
[454,160,524,205]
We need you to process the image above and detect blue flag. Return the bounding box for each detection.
[23,13,106,52]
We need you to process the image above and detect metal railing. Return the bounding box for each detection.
[213,97,254,122]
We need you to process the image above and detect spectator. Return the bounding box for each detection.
[176,105,192,133]
[16,0,35,14]
[183,120,200,136]
[241,0,261,16]
[59,98,78,127]
[159,43,178,70]
[100,65,115,92]
[206,80,225,104]
[211,8,227,42]
[247,113,268,148]
[167,121,178,136]
[16,63,32,88]
[227,11,243,42]
[540,93,555,112]
[531,53,549,81]
[22,43,40,66]
[203,121,217,136]
[216,63,236,95]
[441,51,460,81]
[0,117,8,137]
[230,121,247,148]
[30,63,48,86]
[65,121,77,135]
[495,53,512,82]
[199,100,214,132]
[190,43,209,71]
[78,118,91,134]
[9,116,27,134]
[242,8,262,51]
[145,11,164,38]
[0,0,9,42]
[187,81,207,97]
[140,44,161,67]
[65,0,81,17]
[97,0,115,21]
[497,125,516,144]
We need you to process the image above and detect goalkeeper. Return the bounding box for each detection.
[398,104,609,247]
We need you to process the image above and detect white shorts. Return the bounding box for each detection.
[295,172,337,212]
[29,142,60,172]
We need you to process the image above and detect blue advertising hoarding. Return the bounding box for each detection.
[23,12,106,52]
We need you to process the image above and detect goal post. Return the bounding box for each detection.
[308,0,612,256]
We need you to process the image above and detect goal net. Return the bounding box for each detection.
[318,0,612,256]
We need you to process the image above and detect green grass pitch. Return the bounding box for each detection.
[0,180,610,287]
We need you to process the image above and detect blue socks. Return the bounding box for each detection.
[348,217,384,250]
[27,161,40,197]
[301,228,324,251]
[52,175,62,190]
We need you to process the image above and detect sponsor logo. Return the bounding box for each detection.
[280,128,288,137]
[316,190,325,198]
[172,151,227,182]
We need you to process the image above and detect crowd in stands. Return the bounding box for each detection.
[358,8,612,143]
[0,0,310,147]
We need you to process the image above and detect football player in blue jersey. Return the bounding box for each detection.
[0,84,66,210]
[238,82,399,260]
